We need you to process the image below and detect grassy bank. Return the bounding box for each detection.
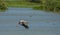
[0,0,39,11]
[0,0,60,13]
[33,0,60,13]
[5,1,40,8]
[0,0,7,11]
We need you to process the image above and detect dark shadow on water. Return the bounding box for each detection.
[0,8,8,12]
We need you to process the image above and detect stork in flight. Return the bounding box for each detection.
[18,20,29,29]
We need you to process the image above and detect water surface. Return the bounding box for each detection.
[0,8,60,35]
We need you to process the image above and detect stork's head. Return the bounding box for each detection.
[20,20,25,22]
[19,20,28,25]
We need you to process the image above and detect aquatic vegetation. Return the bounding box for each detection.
[33,0,60,13]
[0,0,60,13]
[0,0,7,11]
